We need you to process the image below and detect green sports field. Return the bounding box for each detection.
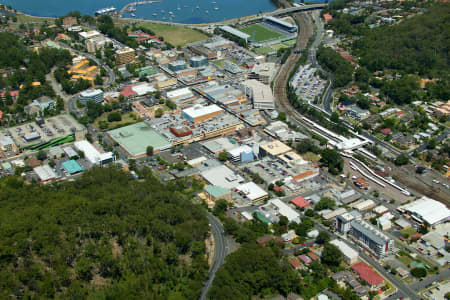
[239,24,283,43]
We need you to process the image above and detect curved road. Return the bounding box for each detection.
[200,213,227,300]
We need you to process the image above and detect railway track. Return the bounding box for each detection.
[273,12,313,126]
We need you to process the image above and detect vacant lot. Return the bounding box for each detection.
[240,24,283,42]
[137,23,208,47]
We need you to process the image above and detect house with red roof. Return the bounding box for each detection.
[289,258,303,270]
[120,86,137,98]
[291,196,311,209]
[298,254,312,265]
[323,14,333,22]
[351,262,384,287]
[380,128,392,135]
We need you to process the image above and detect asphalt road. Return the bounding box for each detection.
[199,213,227,300]
[308,11,334,114]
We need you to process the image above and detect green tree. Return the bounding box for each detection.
[320,148,343,174]
[394,155,409,166]
[316,231,330,244]
[36,150,47,161]
[321,243,343,267]
[107,111,122,122]
[315,197,335,211]
[411,267,427,278]
[218,152,228,162]
[146,146,154,156]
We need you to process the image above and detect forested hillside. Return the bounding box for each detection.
[353,4,449,77]
[207,243,300,299]
[0,167,209,299]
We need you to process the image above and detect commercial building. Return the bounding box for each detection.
[74,140,115,165]
[79,89,103,105]
[236,182,268,205]
[248,63,276,84]
[265,198,300,223]
[24,132,41,142]
[330,239,359,265]
[166,87,194,102]
[336,212,356,233]
[200,165,244,189]
[204,185,232,202]
[259,140,292,158]
[421,232,446,250]
[264,121,308,142]
[219,25,250,42]
[107,122,172,158]
[350,219,394,256]
[352,199,375,211]
[79,30,101,40]
[34,165,57,183]
[168,60,187,72]
[202,137,235,154]
[241,79,275,110]
[115,47,136,64]
[86,35,109,53]
[25,96,56,115]
[227,145,254,163]
[62,160,84,175]
[190,56,208,68]
[346,107,370,121]
[398,196,450,226]
[0,136,17,152]
[264,16,297,33]
[63,146,78,158]
[195,81,248,108]
[182,104,224,123]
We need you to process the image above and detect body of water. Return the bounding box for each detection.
[2,0,279,24]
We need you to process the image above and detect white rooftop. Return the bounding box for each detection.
[399,196,450,225]
[236,182,267,201]
[131,83,156,96]
[34,165,57,182]
[200,165,244,189]
[74,140,113,165]
[330,239,359,260]
[228,145,253,157]
[269,198,300,223]
[166,87,193,100]
[182,104,223,120]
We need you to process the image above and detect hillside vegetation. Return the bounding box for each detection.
[353,4,449,77]
[0,167,209,299]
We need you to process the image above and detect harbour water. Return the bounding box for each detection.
[1,0,279,24]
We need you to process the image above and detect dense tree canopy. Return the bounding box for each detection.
[353,4,449,78]
[0,167,209,299]
[208,243,300,299]
[317,46,353,87]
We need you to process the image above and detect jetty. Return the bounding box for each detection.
[119,0,163,16]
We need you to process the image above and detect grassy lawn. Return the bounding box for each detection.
[303,152,321,163]
[240,24,283,42]
[270,43,289,51]
[212,60,225,68]
[17,13,54,24]
[254,46,276,55]
[283,39,297,46]
[400,227,417,237]
[398,254,413,267]
[96,112,141,131]
[136,23,208,47]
